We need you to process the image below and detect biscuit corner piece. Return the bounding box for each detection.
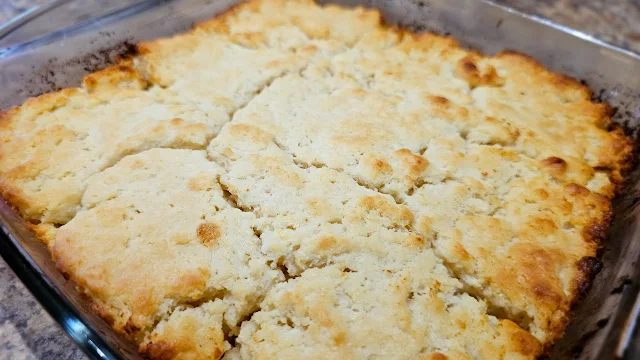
[140,301,231,360]
[0,64,227,234]
[51,148,283,358]
[402,142,615,344]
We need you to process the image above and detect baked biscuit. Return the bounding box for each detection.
[0,65,227,233]
[403,138,611,343]
[208,123,422,275]
[52,149,282,355]
[328,33,633,196]
[140,300,230,360]
[210,124,542,359]
[231,63,623,201]
[0,0,633,358]
[224,54,612,343]
[227,53,624,344]
[237,263,541,360]
[133,0,384,114]
[2,0,379,237]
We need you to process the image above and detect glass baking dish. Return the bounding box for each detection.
[0,0,639,359]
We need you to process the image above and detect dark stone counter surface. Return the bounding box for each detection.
[0,0,638,358]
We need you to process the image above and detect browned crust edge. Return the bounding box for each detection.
[139,341,179,360]
[401,24,636,348]
[571,199,612,306]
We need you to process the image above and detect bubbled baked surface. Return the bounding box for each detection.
[0,0,632,359]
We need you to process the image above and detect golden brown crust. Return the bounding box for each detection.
[422,353,449,360]
[606,127,636,186]
[196,222,222,246]
[489,50,635,181]
[139,302,229,360]
[83,63,148,92]
[141,341,178,360]
[562,182,612,318]
[192,0,264,35]
[27,223,58,248]
[574,256,604,300]
[454,55,504,88]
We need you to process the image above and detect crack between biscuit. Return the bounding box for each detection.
[34,43,327,236]
[248,129,570,339]
[10,6,628,358]
[305,57,620,199]
[238,133,604,343]
[26,52,329,354]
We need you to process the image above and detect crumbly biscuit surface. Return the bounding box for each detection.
[0,69,226,227]
[53,149,283,349]
[0,0,632,359]
[210,124,541,359]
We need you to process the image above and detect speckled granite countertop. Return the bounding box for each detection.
[0,0,638,359]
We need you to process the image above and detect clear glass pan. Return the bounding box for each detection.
[0,0,639,359]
